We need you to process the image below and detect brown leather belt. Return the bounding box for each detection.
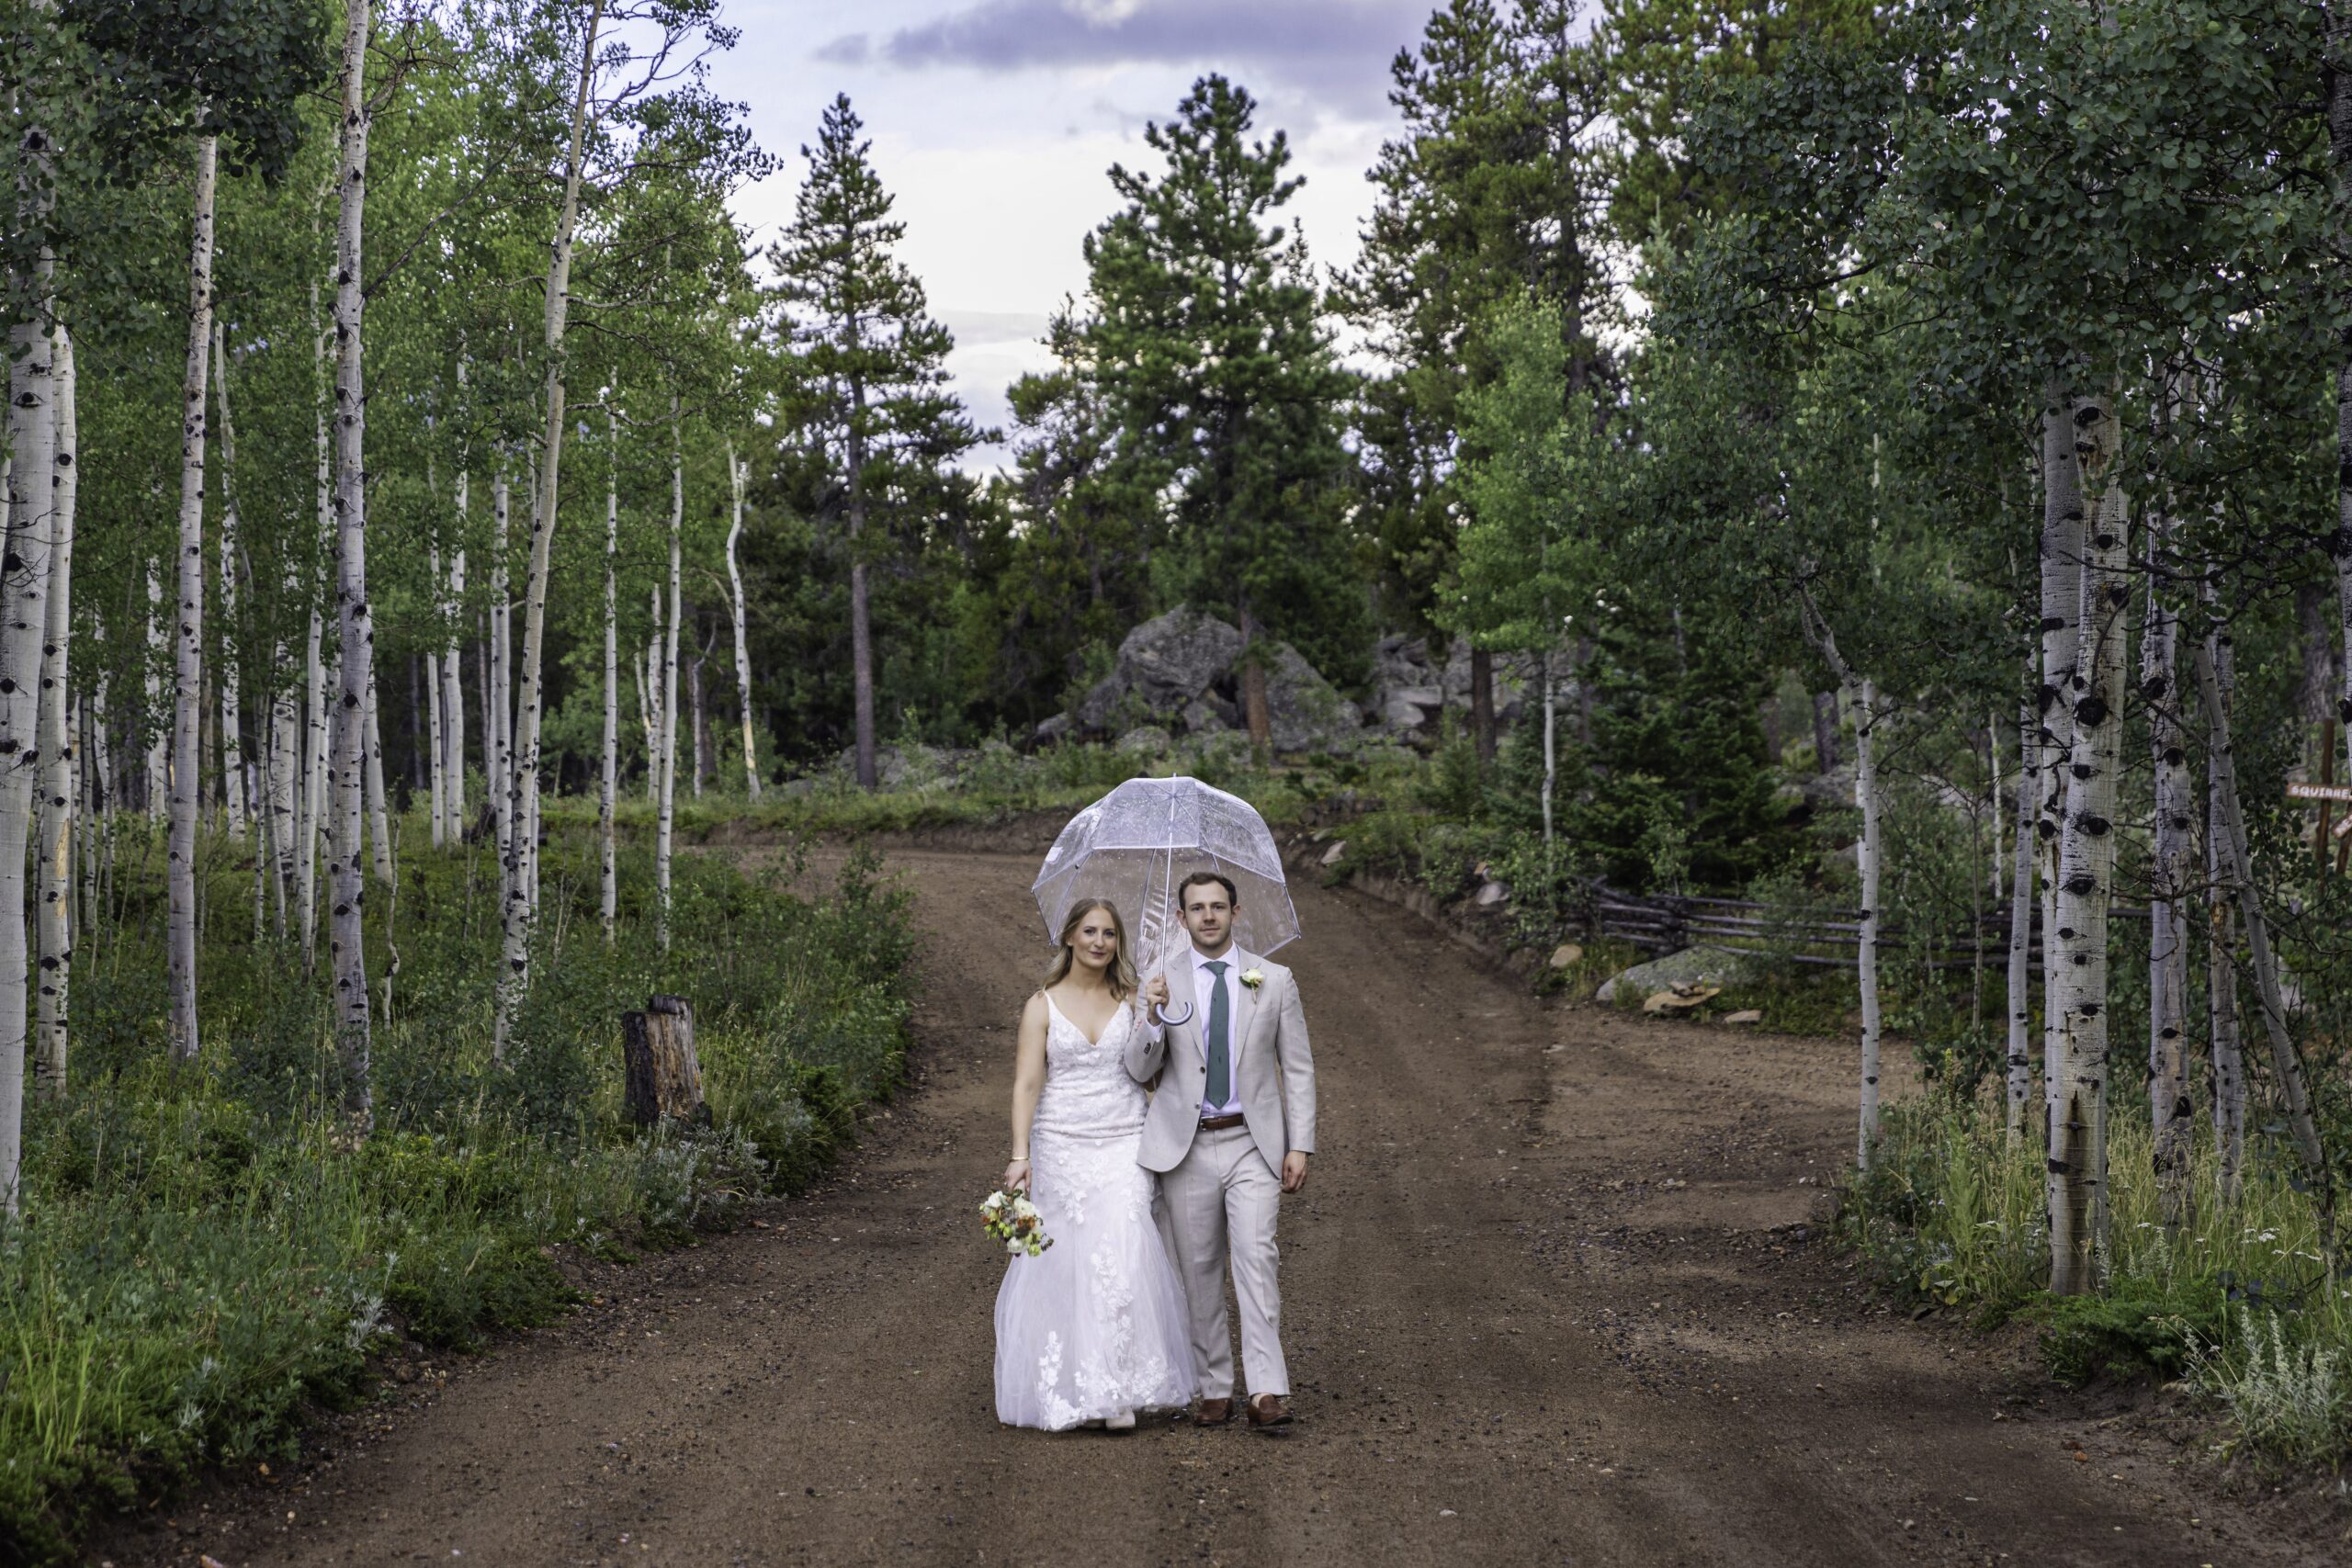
[1198,1113,1247,1132]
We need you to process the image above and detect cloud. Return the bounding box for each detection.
[818,0,1430,120]
[813,32,870,65]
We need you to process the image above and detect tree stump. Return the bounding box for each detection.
[622,995,707,1128]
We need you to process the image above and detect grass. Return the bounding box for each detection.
[0,815,915,1563]
[1839,1098,2352,1463]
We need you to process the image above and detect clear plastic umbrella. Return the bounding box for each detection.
[1033,776,1300,1024]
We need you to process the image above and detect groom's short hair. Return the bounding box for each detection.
[1178,870,1238,908]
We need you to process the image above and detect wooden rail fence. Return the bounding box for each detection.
[1583,885,2146,973]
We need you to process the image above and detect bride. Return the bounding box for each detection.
[995,899,1198,1430]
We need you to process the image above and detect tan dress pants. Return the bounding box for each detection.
[1157,1122,1286,1400]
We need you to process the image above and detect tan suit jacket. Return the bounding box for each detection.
[1124,946,1316,1176]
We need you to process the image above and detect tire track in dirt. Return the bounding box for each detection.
[104,844,2339,1567]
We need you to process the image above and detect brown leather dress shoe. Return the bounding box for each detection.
[1194,1396,1235,1426]
[1246,1393,1293,1428]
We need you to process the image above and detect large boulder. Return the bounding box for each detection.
[1595,945,1758,1005]
[1077,605,1245,731]
[1262,642,1362,752]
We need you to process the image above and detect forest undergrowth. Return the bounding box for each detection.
[1841,1100,2352,1468]
[0,822,914,1563]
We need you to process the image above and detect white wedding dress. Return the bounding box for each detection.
[994,996,1198,1429]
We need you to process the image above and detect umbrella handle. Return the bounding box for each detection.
[1151,1001,1195,1029]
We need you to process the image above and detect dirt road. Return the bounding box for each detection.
[108,844,2338,1567]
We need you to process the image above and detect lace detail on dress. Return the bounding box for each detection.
[994,996,1197,1429]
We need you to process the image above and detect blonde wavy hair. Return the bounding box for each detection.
[1041,898,1136,999]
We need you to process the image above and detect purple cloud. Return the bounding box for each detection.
[819,0,1434,119]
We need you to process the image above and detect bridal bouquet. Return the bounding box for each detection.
[980,1189,1054,1257]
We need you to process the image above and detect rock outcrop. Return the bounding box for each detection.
[1073,605,1245,733]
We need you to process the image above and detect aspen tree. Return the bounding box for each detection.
[327,0,376,1126]
[2036,379,2085,1096]
[441,360,469,840]
[363,659,390,883]
[2143,470,2192,1237]
[2006,678,2036,1138]
[498,0,606,1055]
[440,536,466,835]
[0,0,61,1213]
[210,320,244,840]
[656,395,682,950]
[601,410,618,942]
[2047,391,2129,1295]
[689,635,708,798]
[490,471,511,903]
[145,565,166,818]
[725,444,759,799]
[167,132,220,1064]
[2194,637,2335,1254]
[1797,588,1883,1169]
[425,547,446,846]
[34,327,74,1098]
[2202,584,2245,1201]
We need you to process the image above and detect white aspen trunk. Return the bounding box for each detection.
[2037,378,2086,1116]
[145,564,167,819]
[363,657,391,885]
[210,317,245,841]
[34,328,75,1098]
[490,472,513,908]
[2005,683,2037,1137]
[634,654,653,791]
[0,48,62,1212]
[2047,390,2128,1296]
[298,606,325,960]
[2192,637,2335,1234]
[656,397,682,951]
[426,545,446,847]
[602,413,618,943]
[297,278,332,965]
[477,620,492,790]
[167,133,220,1066]
[690,637,709,798]
[497,0,605,1056]
[445,357,469,838]
[79,692,98,940]
[2143,486,2193,1239]
[266,579,300,937]
[441,542,466,834]
[2202,578,2246,1202]
[1853,677,1883,1169]
[726,445,760,799]
[644,591,662,803]
[1794,587,1881,1168]
[328,0,375,1126]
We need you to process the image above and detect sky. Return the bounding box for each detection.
[706,0,1439,469]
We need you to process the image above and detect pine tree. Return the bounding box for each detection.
[1344,5,1609,758]
[771,95,975,789]
[1083,74,1367,741]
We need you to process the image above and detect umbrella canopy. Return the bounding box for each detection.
[1032,776,1300,986]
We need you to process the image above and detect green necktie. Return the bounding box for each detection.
[1204,960,1231,1108]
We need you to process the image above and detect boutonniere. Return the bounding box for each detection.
[1240,968,1265,990]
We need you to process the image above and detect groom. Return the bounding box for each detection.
[1128,870,1316,1430]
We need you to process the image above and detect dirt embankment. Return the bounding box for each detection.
[100,845,2344,1567]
